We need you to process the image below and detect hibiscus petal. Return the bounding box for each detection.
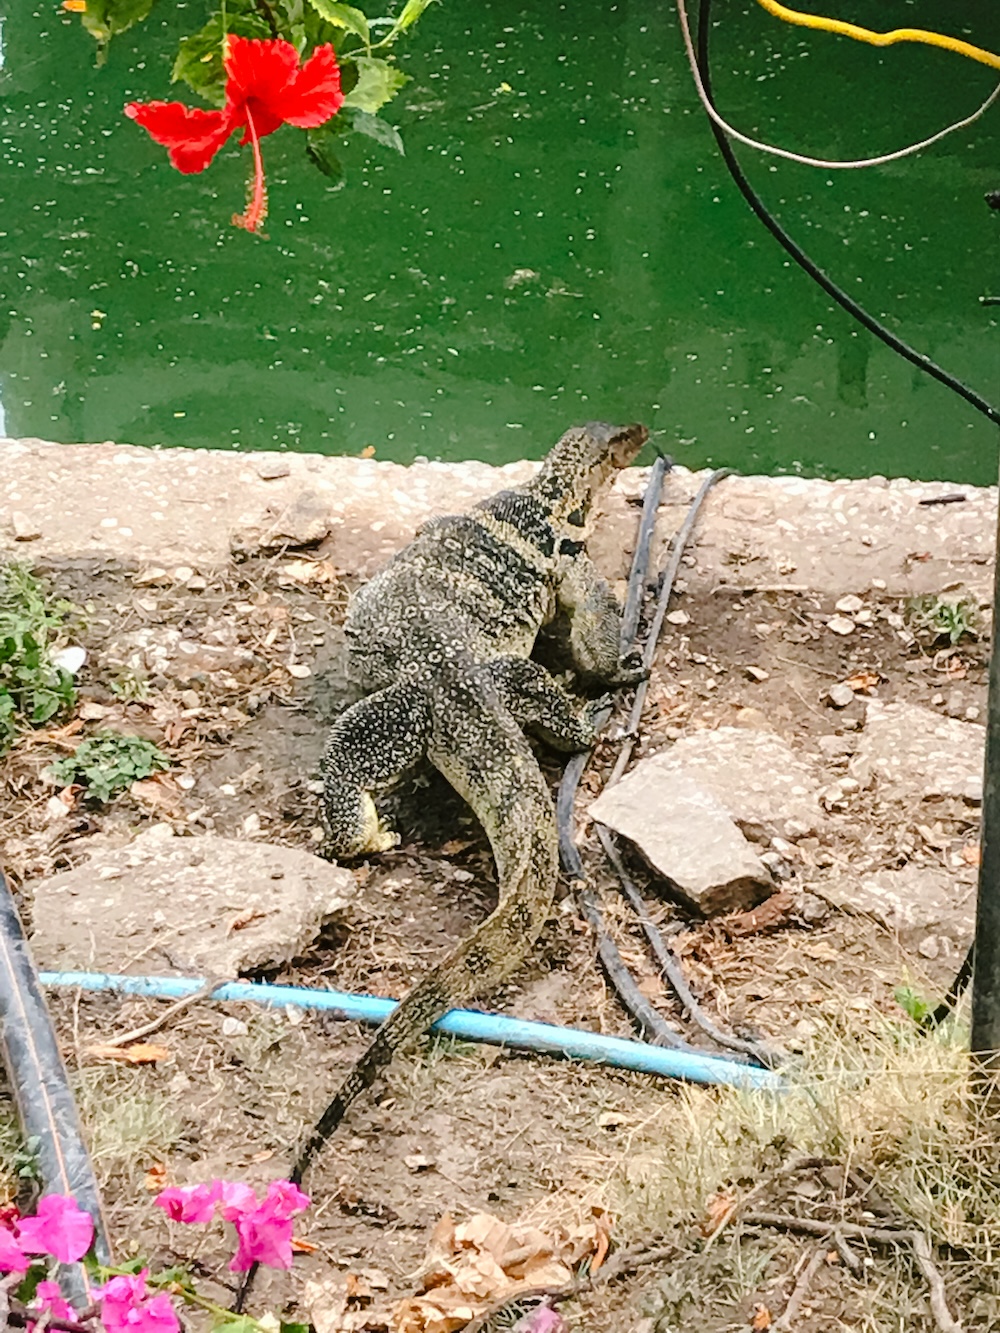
[125,101,236,174]
[224,35,300,137]
[278,44,344,128]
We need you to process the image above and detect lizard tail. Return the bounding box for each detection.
[292,673,557,1183]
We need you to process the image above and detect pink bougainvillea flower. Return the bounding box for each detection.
[16,1194,94,1264]
[125,36,344,233]
[154,1180,221,1225]
[0,1225,28,1273]
[31,1280,76,1324]
[97,1270,180,1333]
[227,1179,311,1272]
[216,1179,258,1222]
[512,1306,567,1333]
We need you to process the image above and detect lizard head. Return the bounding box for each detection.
[533,421,649,519]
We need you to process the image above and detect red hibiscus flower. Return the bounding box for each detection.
[125,36,344,233]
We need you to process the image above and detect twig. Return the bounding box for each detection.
[831,1229,861,1272]
[910,1231,964,1333]
[100,978,226,1048]
[771,1246,825,1331]
[743,1214,963,1333]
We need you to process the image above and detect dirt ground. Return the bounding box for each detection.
[0,547,994,1332]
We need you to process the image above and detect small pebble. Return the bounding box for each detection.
[835,594,864,615]
[222,1017,249,1037]
[746,665,769,682]
[287,662,312,679]
[918,936,940,960]
[826,615,856,636]
[665,609,690,626]
[827,683,855,709]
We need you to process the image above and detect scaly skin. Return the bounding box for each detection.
[296,422,647,1180]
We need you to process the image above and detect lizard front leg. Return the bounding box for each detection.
[485,656,602,752]
[321,683,431,857]
[555,551,647,687]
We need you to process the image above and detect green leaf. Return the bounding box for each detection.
[343,106,404,154]
[895,985,932,1024]
[79,0,156,45]
[341,56,408,114]
[305,127,346,182]
[389,0,437,35]
[304,0,369,44]
[172,13,273,105]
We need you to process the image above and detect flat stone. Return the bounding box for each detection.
[628,727,822,837]
[822,864,976,950]
[590,768,772,914]
[29,828,356,977]
[858,699,984,803]
[11,511,41,541]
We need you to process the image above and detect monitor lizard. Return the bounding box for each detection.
[296,421,648,1180]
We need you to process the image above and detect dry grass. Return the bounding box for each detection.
[526,1003,1000,1330]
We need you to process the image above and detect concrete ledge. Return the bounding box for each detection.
[1,437,994,597]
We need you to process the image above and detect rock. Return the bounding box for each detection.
[826,615,856,636]
[230,488,331,554]
[745,665,769,682]
[50,646,87,675]
[821,863,975,950]
[827,683,855,709]
[858,699,984,803]
[257,458,291,480]
[665,609,690,627]
[589,770,771,914]
[631,727,822,837]
[835,594,864,615]
[11,511,41,541]
[29,829,356,977]
[817,734,854,760]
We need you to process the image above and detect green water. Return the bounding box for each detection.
[1,2,997,479]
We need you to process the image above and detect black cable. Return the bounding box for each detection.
[695,0,1000,428]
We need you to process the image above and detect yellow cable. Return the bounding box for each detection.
[754,0,1000,72]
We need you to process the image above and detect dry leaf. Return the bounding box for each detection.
[962,843,982,866]
[86,1042,171,1065]
[130,775,186,818]
[280,559,339,586]
[393,1209,607,1332]
[700,1190,736,1237]
[291,1236,319,1254]
[228,909,269,934]
[751,1304,772,1330]
[841,668,880,693]
[144,1162,168,1193]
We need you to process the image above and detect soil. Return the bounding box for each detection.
[0,550,992,1333]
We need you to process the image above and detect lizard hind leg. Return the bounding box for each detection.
[321,683,431,857]
[486,655,600,752]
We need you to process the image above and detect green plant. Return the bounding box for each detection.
[905,594,980,645]
[46,732,170,803]
[0,564,77,754]
[108,668,151,702]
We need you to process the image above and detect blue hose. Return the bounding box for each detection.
[40,971,784,1092]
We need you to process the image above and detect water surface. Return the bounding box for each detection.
[1,1,997,478]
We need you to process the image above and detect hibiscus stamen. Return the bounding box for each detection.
[232,106,268,234]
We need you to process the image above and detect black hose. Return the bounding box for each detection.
[695,0,1000,428]
[0,871,110,1306]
